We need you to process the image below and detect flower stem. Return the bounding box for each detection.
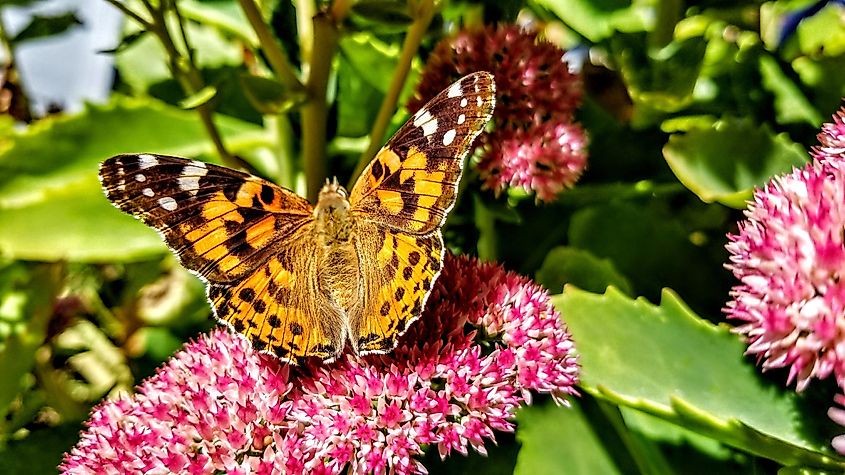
[296,0,315,67]
[102,0,152,29]
[349,0,435,186]
[238,0,303,91]
[301,11,339,202]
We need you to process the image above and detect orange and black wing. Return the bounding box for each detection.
[100,154,345,363]
[349,72,495,354]
[349,71,495,234]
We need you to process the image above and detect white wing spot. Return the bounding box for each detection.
[134,174,146,182]
[413,108,438,137]
[158,196,178,211]
[142,188,155,197]
[448,81,463,98]
[457,114,466,125]
[460,97,468,107]
[442,129,457,146]
[476,96,483,107]
[178,162,208,196]
[138,154,159,169]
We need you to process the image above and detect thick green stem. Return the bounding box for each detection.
[349,0,434,185]
[301,12,338,202]
[238,0,303,90]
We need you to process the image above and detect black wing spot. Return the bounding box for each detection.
[408,251,421,266]
[290,322,303,335]
[239,288,256,302]
[252,299,267,313]
[260,184,275,204]
[372,160,384,180]
[402,266,413,280]
[268,315,281,327]
[380,301,391,316]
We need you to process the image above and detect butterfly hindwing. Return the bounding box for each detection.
[99,154,313,282]
[351,222,443,354]
[208,224,346,363]
[350,71,496,234]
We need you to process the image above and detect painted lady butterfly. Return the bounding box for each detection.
[100,72,495,364]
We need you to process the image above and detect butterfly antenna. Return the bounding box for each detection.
[332,176,339,187]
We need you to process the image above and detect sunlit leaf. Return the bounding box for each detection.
[0,96,266,261]
[554,287,845,469]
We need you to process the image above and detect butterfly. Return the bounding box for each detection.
[99,71,495,364]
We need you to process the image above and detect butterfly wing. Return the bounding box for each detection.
[100,154,313,282]
[100,154,344,362]
[349,71,496,234]
[349,72,495,354]
[207,224,346,363]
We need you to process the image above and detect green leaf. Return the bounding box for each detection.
[663,117,808,208]
[613,34,708,120]
[0,265,61,438]
[553,287,845,469]
[0,96,266,262]
[9,12,82,44]
[0,423,82,472]
[515,402,622,475]
[97,30,148,55]
[178,0,259,46]
[178,85,218,109]
[338,32,403,95]
[239,74,307,115]
[796,3,845,57]
[759,55,823,127]
[536,246,633,295]
[532,0,650,42]
[116,20,242,95]
[568,202,725,314]
[349,0,413,28]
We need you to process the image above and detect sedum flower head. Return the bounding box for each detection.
[409,24,587,202]
[725,108,845,392]
[62,255,578,474]
[814,106,845,162]
[479,121,588,201]
[829,393,845,455]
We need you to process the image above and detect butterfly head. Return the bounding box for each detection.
[315,177,352,241]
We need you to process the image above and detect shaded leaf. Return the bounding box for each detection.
[10,13,82,44]
[759,55,823,126]
[536,246,632,295]
[568,202,726,315]
[239,74,306,115]
[663,117,808,208]
[515,402,622,475]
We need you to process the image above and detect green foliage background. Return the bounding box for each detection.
[1,0,844,473]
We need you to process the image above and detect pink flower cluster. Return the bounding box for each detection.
[62,254,578,474]
[409,24,588,201]
[725,106,845,454]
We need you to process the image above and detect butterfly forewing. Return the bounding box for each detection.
[350,71,496,234]
[99,154,313,282]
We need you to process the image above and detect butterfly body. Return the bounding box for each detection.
[99,72,495,364]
